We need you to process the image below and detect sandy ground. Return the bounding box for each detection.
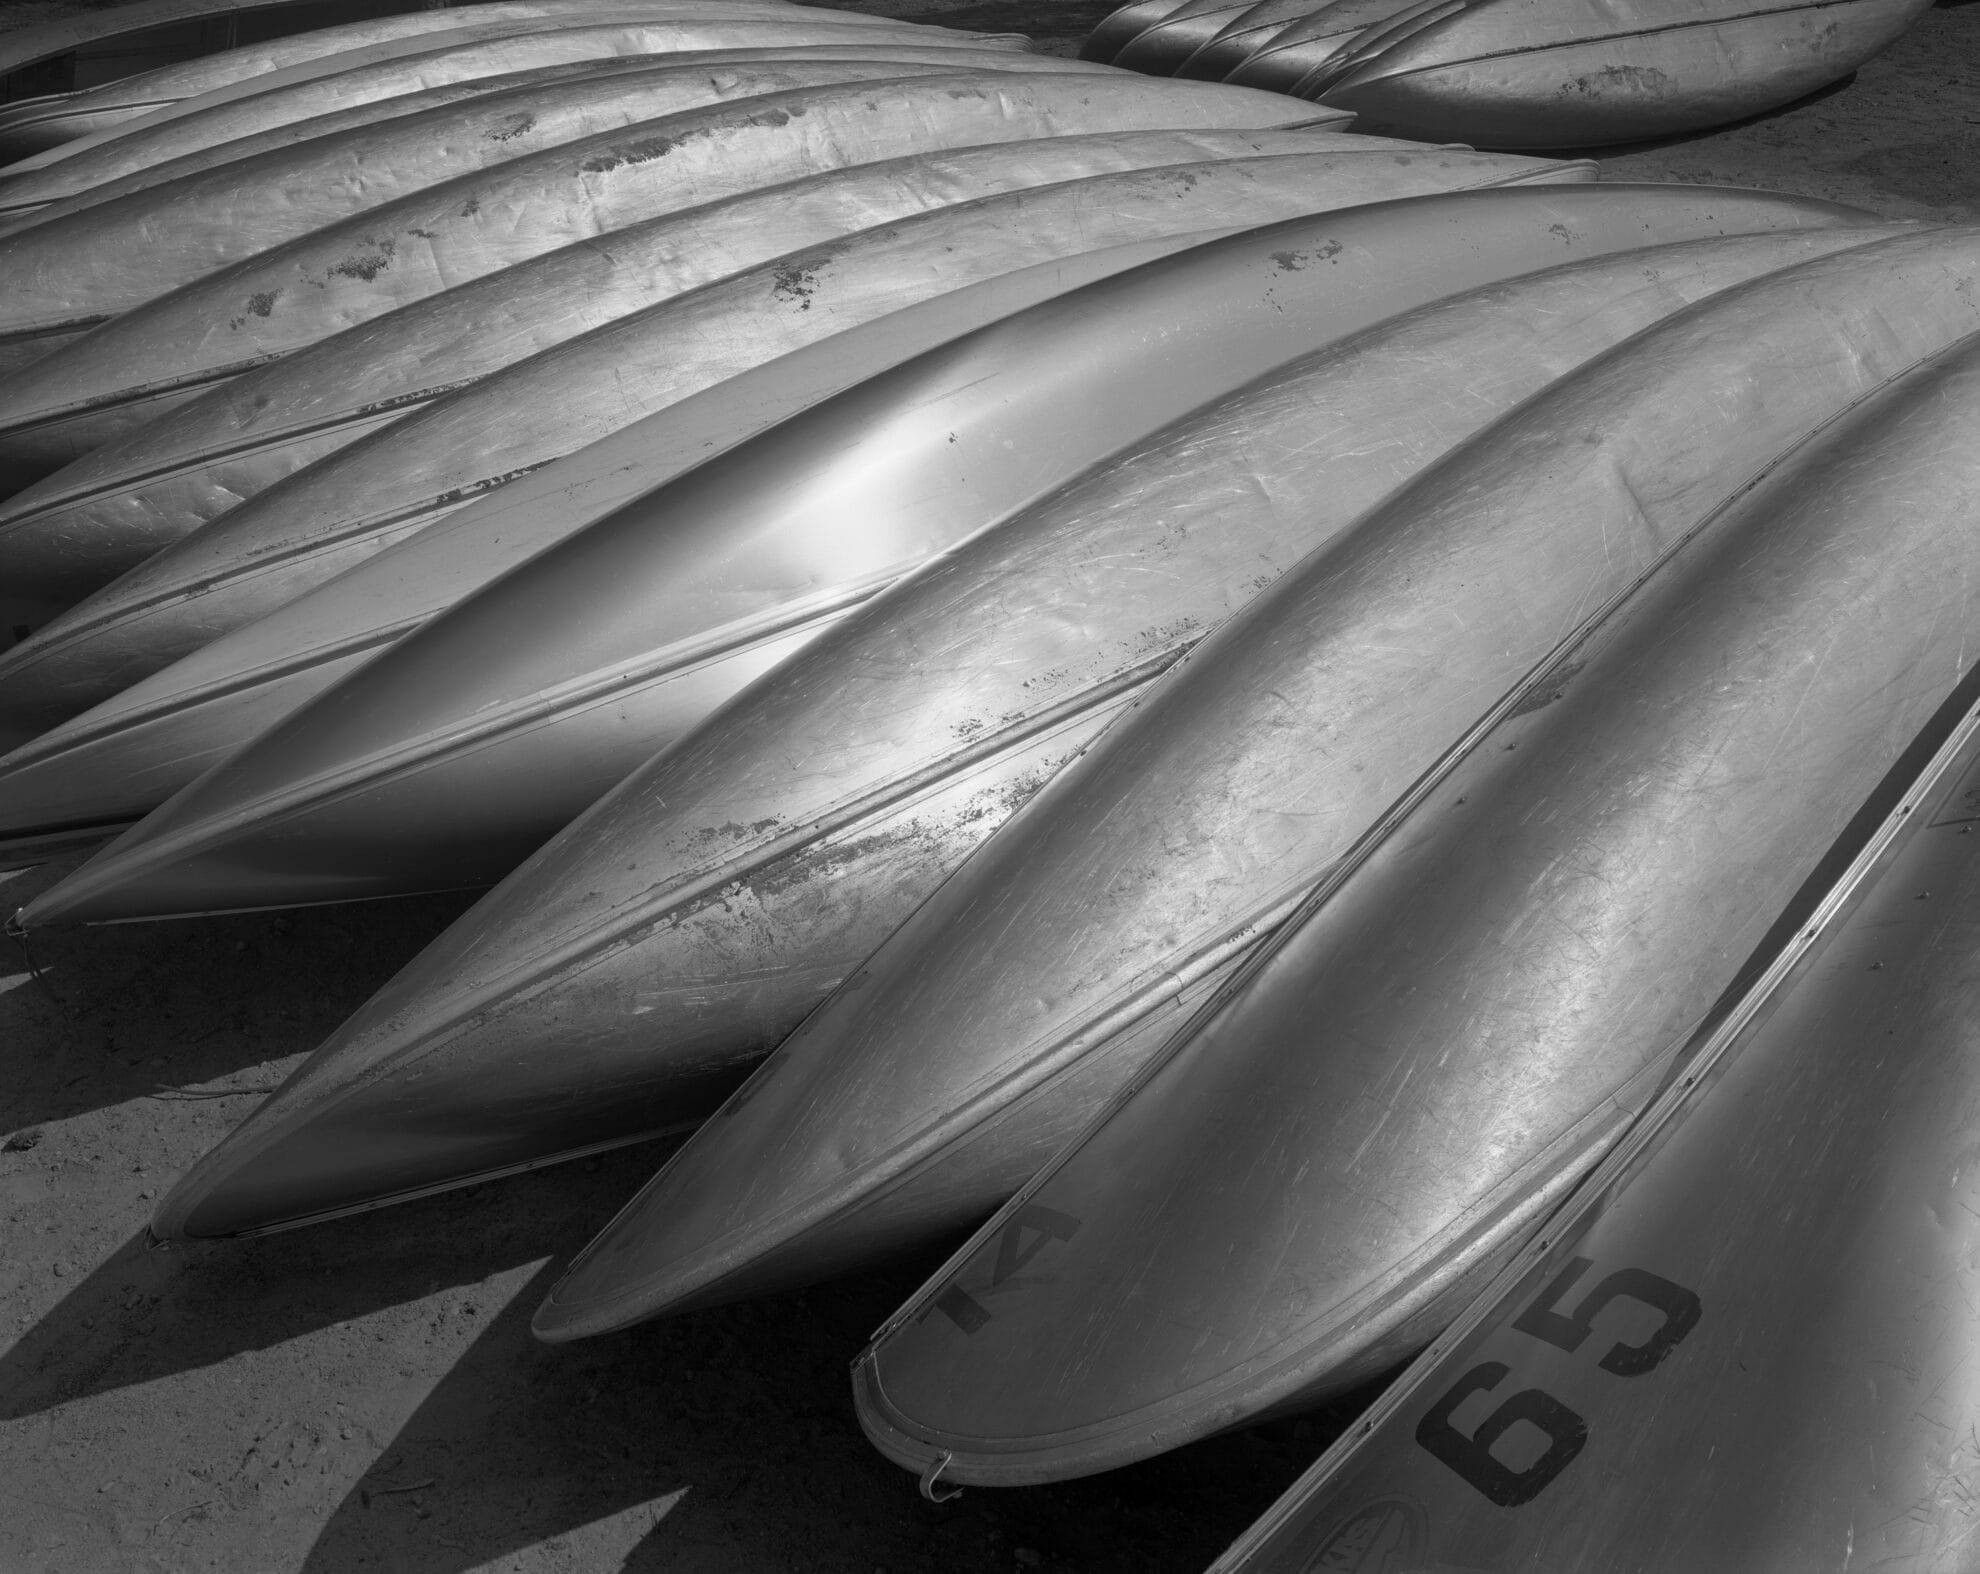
[1,1,1978,1570]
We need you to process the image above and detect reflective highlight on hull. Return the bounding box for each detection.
[129,190,1885,1244]
[0,233,1231,854]
[0,0,708,153]
[0,24,1043,223]
[1320,0,1936,146]
[0,126,1348,612]
[1211,365,1980,1572]
[0,145,1413,738]
[852,323,1980,1488]
[0,155,1593,891]
[526,225,1980,1341]
[0,54,1114,473]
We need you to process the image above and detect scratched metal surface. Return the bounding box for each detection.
[0,0,585,111]
[0,231,1244,860]
[159,188,1872,1318]
[0,14,1002,211]
[0,0,1973,1568]
[1091,0,1946,144]
[0,124,1329,606]
[98,183,1867,1245]
[0,159,1588,891]
[0,143,1423,739]
[1240,0,1464,94]
[0,68,1318,495]
[853,319,1980,1493]
[514,225,1980,1350]
[0,47,1046,379]
[0,0,950,170]
[1107,0,1271,71]
[1167,0,1356,81]
[0,153,1587,884]
[1321,0,1940,145]
[1208,340,1980,1574]
[1080,0,1195,59]
[0,2,835,149]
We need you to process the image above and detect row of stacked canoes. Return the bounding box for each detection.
[1083,0,1936,147]
[3,3,1978,1569]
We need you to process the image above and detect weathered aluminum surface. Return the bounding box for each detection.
[0,0,782,153]
[1222,0,1443,90]
[0,52,1072,415]
[0,231,1241,859]
[0,1,945,180]
[0,0,631,110]
[114,190,1886,1241]
[0,20,1017,220]
[2,157,1590,892]
[1168,0,1318,79]
[847,329,1980,1487]
[1287,0,1472,93]
[1081,0,1196,60]
[1112,0,1283,72]
[0,73,1324,488]
[501,224,1980,1339]
[0,55,1118,488]
[0,0,441,87]
[0,126,1340,612]
[1208,580,1980,1574]
[1322,0,1937,145]
[0,145,1409,739]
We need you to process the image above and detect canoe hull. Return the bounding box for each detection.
[116,188,1895,1241]
[1322,0,1937,146]
[1208,590,1980,1574]
[846,325,1980,1488]
[518,226,1980,1343]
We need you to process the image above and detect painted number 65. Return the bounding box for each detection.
[1413,1256,1702,1507]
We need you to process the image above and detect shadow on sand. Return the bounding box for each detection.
[0,1139,676,1423]
[0,858,477,1136]
[298,1244,1392,1574]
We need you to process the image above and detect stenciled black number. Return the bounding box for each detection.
[1413,1362,1588,1508]
[929,1204,1083,1335]
[1414,1258,1700,1505]
[1511,1256,1702,1377]
[990,1203,1081,1287]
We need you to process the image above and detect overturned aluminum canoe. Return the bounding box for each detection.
[0,0,465,91]
[1081,0,1198,61]
[0,160,1599,891]
[0,71,1325,484]
[846,328,1980,1487]
[500,224,1980,1338]
[0,18,1024,221]
[120,191,1896,1240]
[0,1,938,181]
[0,144,1454,739]
[0,0,680,153]
[1320,0,1937,146]
[0,230,1245,862]
[1206,587,1980,1574]
[1169,0,1325,80]
[1222,0,1453,92]
[0,126,1350,612]
[0,52,1083,427]
[1111,0,1286,73]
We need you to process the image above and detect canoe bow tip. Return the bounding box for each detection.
[530,1251,730,1344]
